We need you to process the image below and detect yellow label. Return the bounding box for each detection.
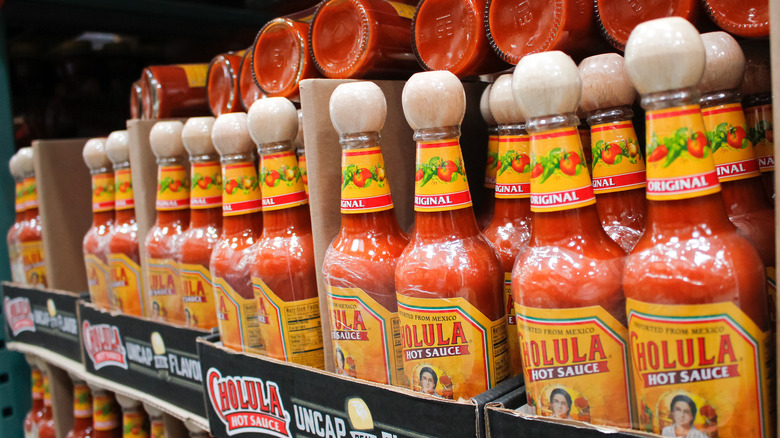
[485,135,499,189]
[43,374,51,406]
[298,153,309,196]
[115,169,135,211]
[702,103,761,182]
[645,105,721,200]
[73,383,92,419]
[260,151,308,211]
[92,172,116,212]
[108,253,145,316]
[15,181,24,212]
[191,161,222,209]
[21,240,46,286]
[627,299,771,437]
[222,162,262,216]
[414,139,472,212]
[504,273,522,377]
[326,285,405,385]
[516,304,632,427]
[156,165,189,210]
[341,147,394,214]
[384,0,415,18]
[150,419,165,438]
[31,369,43,400]
[123,411,149,438]
[179,262,218,329]
[397,295,510,399]
[529,128,596,212]
[744,104,774,172]
[766,267,776,322]
[176,63,208,88]
[23,177,37,211]
[496,134,531,199]
[590,121,646,194]
[93,394,120,431]
[253,277,324,367]
[85,254,111,309]
[213,275,264,354]
[146,257,184,323]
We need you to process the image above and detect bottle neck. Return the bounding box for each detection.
[115,208,136,225]
[222,212,262,236]
[263,205,311,234]
[700,88,741,108]
[220,153,262,236]
[190,207,223,228]
[24,207,40,223]
[339,131,398,226]
[340,209,404,236]
[493,123,531,220]
[586,105,634,125]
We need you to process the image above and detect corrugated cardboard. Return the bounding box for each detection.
[299,78,489,371]
[33,138,92,292]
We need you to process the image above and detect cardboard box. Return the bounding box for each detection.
[32,138,92,292]
[2,283,83,362]
[299,78,490,371]
[198,335,522,438]
[485,387,657,438]
[79,301,211,418]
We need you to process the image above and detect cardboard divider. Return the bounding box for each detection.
[198,335,522,438]
[299,78,489,372]
[32,138,92,292]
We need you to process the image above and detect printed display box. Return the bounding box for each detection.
[198,335,522,438]
[2,282,84,362]
[485,387,656,438]
[79,301,211,417]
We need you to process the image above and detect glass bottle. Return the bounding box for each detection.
[16,147,47,287]
[8,151,26,283]
[206,52,244,116]
[141,64,209,119]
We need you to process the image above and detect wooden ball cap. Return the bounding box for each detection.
[16,146,35,175]
[579,53,636,112]
[182,117,217,156]
[624,17,705,95]
[293,110,305,150]
[490,74,526,125]
[106,130,129,164]
[699,32,745,93]
[402,71,465,130]
[330,82,387,135]
[211,112,254,156]
[480,84,497,126]
[512,51,581,119]
[82,137,111,170]
[9,150,23,179]
[247,97,298,145]
[149,121,185,158]
[740,41,771,96]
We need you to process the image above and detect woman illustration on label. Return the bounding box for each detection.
[550,389,573,420]
[335,347,347,376]
[418,367,443,398]
[662,395,707,438]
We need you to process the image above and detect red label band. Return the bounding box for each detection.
[646,107,701,120]
[495,182,530,196]
[341,194,394,211]
[701,106,743,117]
[223,199,263,214]
[191,195,222,208]
[592,170,647,193]
[758,156,775,170]
[417,140,460,149]
[715,159,760,179]
[262,191,308,209]
[530,185,595,211]
[414,189,472,210]
[590,122,634,133]
[647,171,720,197]
[156,198,190,210]
[93,201,116,211]
[526,360,611,383]
[115,199,135,209]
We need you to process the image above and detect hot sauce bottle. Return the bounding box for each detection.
[116,396,149,438]
[595,0,702,51]
[579,53,648,253]
[485,0,599,65]
[106,131,145,316]
[83,138,115,309]
[178,117,223,330]
[66,380,93,438]
[8,151,26,283]
[141,64,209,119]
[142,404,164,438]
[702,0,768,38]
[24,364,44,438]
[698,32,776,321]
[322,82,410,384]
[309,0,419,79]
[740,41,774,201]
[206,52,244,116]
[131,80,142,120]
[623,17,771,437]
[91,387,121,438]
[482,74,531,378]
[145,122,190,324]
[396,71,509,399]
[252,8,319,99]
[238,50,262,111]
[510,52,631,427]
[247,97,324,367]
[476,84,497,230]
[411,0,509,77]
[36,370,55,438]
[294,110,309,197]
[210,113,264,353]
[16,147,46,287]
